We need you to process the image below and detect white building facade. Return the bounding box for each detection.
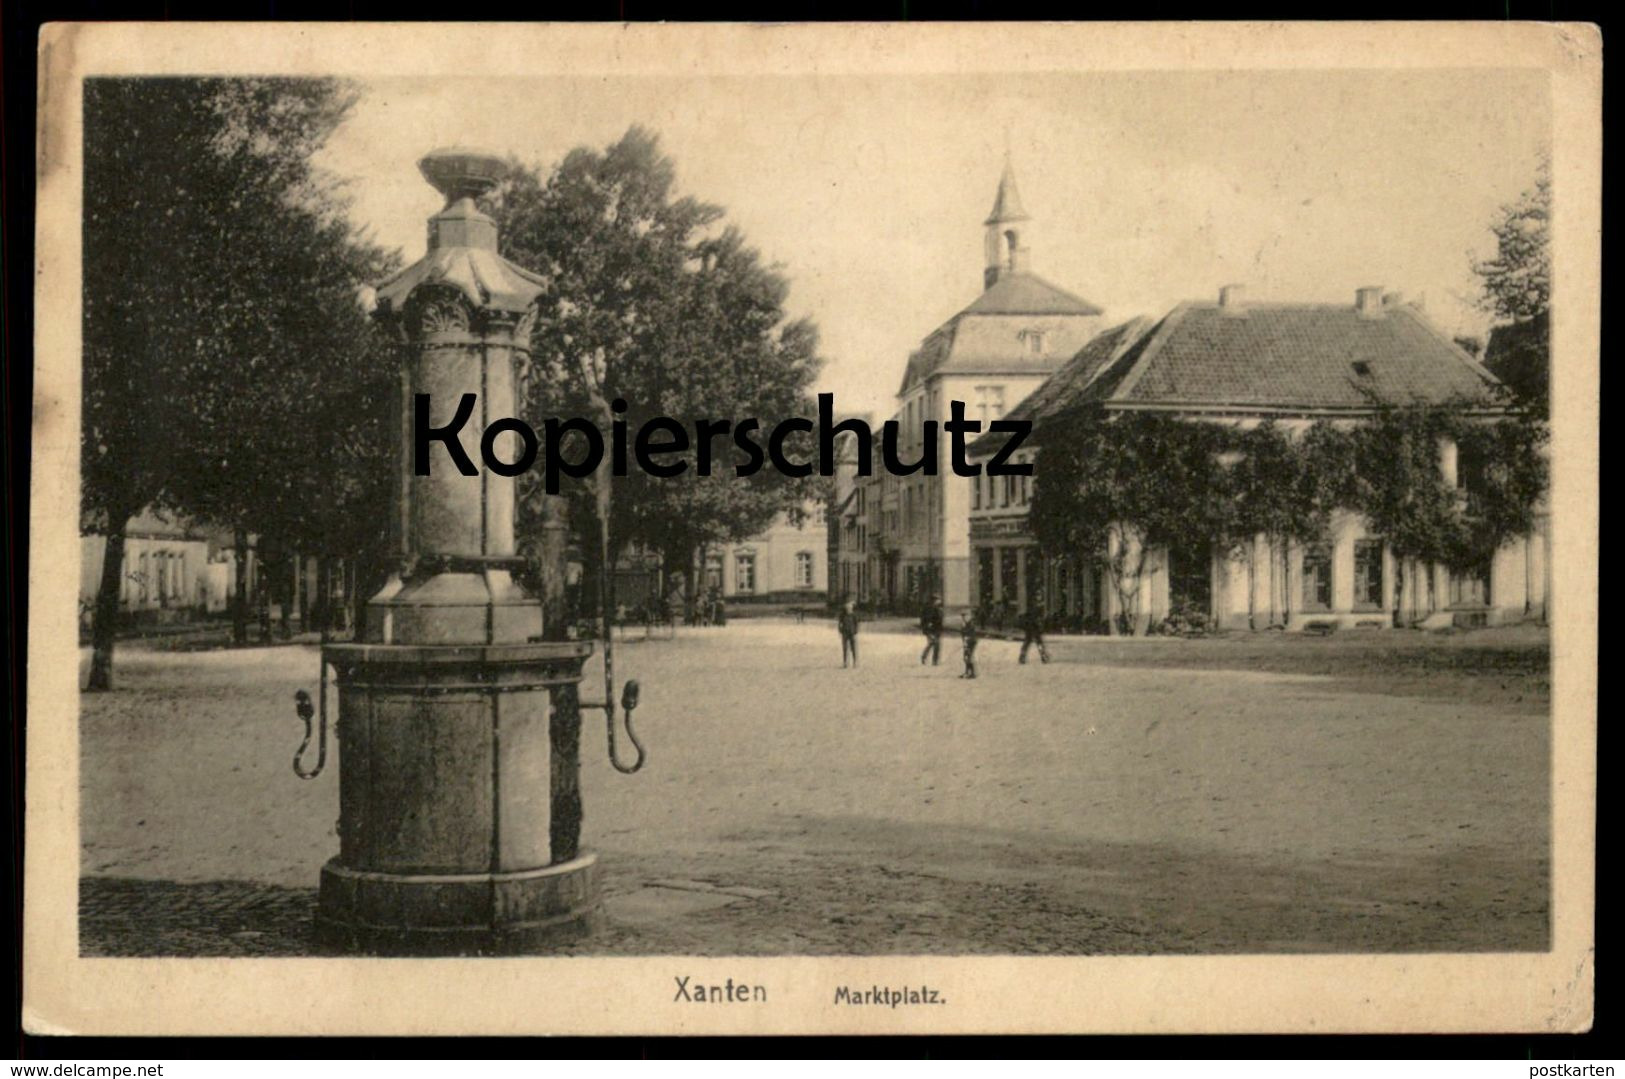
[858,160,1104,611]
[968,287,1549,633]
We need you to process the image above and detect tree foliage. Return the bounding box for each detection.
[1030,403,1547,633]
[1473,160,1550,323]
[486,127,822,594]
[1474,162,1550,417]
[83,77,398,682]
[1483,312,1549,419]
[1029,408,1237,631]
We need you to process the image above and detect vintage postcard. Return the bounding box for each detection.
[25,22,1599,1035]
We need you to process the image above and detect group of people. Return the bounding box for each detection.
[688,589,727,627]
[835,597,1050,678]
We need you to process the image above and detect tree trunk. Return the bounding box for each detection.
[576,537,600,622]
[535,493,572,638]
[1266,534,1278,628]
[350,551,372,642]
[287,551,301,638]
[1119,549,1149,637]
[536,492,583,865]
[684,545,700,624]
[1280,543,1293,625]
[86,513,131,692]
[315,555,329,645]
[232,528,249,646]
[1247,535,1258,632]
[278,553,294,640]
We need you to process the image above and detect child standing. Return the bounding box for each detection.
[919,597,944,666]
[838,600,860,669]
[1018,604,1050,665]
[958,610,979,679]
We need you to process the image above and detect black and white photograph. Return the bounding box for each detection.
[25,22,1598,1036]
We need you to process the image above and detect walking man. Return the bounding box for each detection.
[838,599,860,669]
[959,610,979,679]
[1019,603,1051,665]
[919,596,944,666]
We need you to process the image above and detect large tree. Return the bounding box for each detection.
[1475,161,1550,416]
[82,77,395,686]
[158,84,400,642]
[487,127,821,613]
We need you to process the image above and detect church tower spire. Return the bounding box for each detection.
[983,156,1032,290]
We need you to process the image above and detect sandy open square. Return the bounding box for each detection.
[78,621,1549,956]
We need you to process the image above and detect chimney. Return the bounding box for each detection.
[1218,283,1247,317]
[1356,286,1384,319]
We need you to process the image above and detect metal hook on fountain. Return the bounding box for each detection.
[579,408,649,775]
[293,661,330,780]
[577,621,648,773]
[604,676,647,774]
[586,539,647,774]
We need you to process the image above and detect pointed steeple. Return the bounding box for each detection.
[983,156,1033,290]
[985,157,1031,226]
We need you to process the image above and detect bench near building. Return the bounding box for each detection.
[967,286,1549,633]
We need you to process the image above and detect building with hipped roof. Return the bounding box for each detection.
[850,160,1104,610]
[966,284,1549,633]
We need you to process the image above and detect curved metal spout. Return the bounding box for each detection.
[292,669,328,780]
[605,680,647,775]
[596,466,647,775]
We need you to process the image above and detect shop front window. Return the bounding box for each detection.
[999,547,1020,611]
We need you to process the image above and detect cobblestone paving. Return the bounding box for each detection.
[80,833,1547,958]
[80,877,320,957]
[78,625,1551,957]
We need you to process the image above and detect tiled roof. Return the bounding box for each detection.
[966,317,1153,456]
[960,272,1102,317]
[1102,302,1501,409]
[1076,301,1501,412]
[897,272,1104,394]
[967,298,1507,456]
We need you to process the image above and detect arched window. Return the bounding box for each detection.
[795,551,814,589]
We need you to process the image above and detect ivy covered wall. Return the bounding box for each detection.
[1028,403,1548,635]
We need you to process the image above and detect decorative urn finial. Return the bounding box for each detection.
[372,146,545,314]
[418,147,508,206]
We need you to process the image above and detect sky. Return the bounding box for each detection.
[319,69,1549,420]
